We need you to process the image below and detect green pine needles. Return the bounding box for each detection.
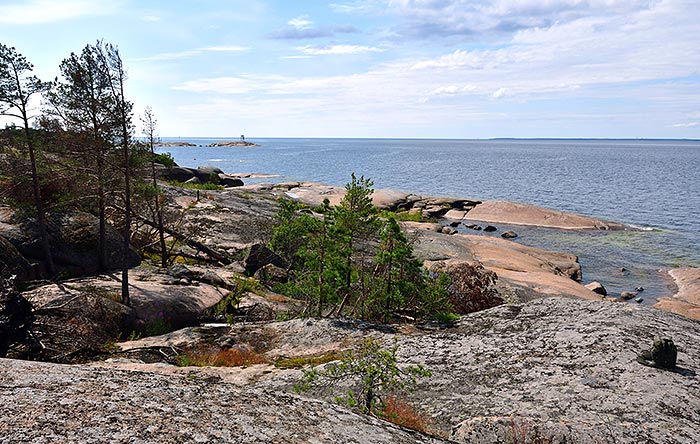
[269,173,454,322]
[295,337,431,415]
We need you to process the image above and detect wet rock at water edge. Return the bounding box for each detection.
[483,225,497,232]
[620,291,638,300]
[501,231,518,239]
[218,174,244,187]
[585,281,607,296]
[635,286,645,292]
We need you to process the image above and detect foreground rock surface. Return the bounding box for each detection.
[0,358,447,444]
[8,297,699,443]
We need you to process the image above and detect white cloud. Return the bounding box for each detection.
[142,15,161,22]
[333,0,657,40]
[492,87,513,99]
[172,77,260,94]
[296,45,385,55]
[0,0,119,24]
[201,46,249,52]
[133,46,249,62]
[168,0,700,137]
[288,15,313,29]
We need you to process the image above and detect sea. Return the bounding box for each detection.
[157,137,700,304]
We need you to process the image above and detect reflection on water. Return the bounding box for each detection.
[457,223,684,304]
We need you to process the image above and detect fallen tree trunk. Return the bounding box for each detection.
[117,205,232,266]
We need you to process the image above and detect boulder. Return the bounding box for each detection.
[584,281,607,296]
[501,230,518,239]
[244,244,287,276]
[0,235,33,281]
[184,176,201,185]
[637,337,677,369]
[424,206,451,218]
[441,226,458,235]
[159,166,197,182]
[195,166,224,184]
[254,264,288,287]
[621,291,638,300]
[3,211,140,278]
[218,174,244,187]
[483,225,497,232]
[0,278,34,357]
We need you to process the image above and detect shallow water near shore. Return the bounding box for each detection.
[158,137,700,303]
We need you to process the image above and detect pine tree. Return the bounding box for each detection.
[0,44,55,276]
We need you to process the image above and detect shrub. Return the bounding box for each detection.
[296,337,430,414]
[154,152,176,168]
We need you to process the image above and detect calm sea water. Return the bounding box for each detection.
[159,138,700,303]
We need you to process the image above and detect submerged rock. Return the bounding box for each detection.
[621,291,638,300]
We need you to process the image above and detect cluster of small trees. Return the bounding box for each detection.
[269,174,452,322]
[0,41,167,306]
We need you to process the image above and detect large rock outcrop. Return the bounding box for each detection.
[83,297,700,443]
[463,200,624,230]
[0,209,140,278]
[0,358,449,443]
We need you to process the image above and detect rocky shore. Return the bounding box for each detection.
[2,167,699,443]
[655,268,700,320]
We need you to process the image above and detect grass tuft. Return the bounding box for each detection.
[380,395,432,433]
[275,352,342,369]
[176,345,268,367]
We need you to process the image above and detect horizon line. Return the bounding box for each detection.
[159,136,700,142]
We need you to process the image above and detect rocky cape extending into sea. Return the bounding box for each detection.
[1,169,699,443]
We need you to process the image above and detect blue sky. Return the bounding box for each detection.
[1,0,699,138]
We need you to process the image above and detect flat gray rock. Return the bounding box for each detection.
[0,358,448,444]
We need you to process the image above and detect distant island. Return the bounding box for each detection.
[156,140,259,147]
[156,141,197,147]
[206,141,259,147]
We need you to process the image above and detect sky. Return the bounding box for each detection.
[1,0,699,139]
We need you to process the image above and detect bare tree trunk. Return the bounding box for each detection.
[22,115,55,277]
[96,155,106,271]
